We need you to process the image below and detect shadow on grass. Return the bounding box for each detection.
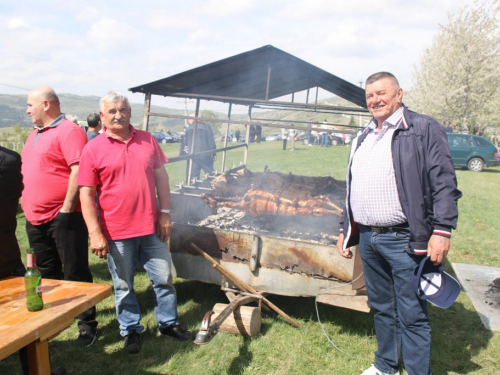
[228,336,253,375]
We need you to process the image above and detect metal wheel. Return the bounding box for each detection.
[331,139,339,146]
[161,139,167,144]
[467,157,484,172]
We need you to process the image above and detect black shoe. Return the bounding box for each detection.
[76,327,97,347]
[124,331,141,354]
[159,324,195,341]
[51,366,66,375]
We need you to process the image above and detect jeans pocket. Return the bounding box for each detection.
[394,229,410,240]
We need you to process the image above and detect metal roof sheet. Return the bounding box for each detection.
[129,45,367,109]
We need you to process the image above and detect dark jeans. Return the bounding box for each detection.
[282,139,287,150]
[358,224,430,375]
[26,211,97,330]
[186,158,214,182]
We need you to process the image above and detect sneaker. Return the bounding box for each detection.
[360,364,400,375]
[124,331,141,354]
[76,327,97,347]
[159,324,195,341]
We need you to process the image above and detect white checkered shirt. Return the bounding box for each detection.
[350,106,407,227]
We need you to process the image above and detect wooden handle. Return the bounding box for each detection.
[190,243,301,329]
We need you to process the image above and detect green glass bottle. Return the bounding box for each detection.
[24,248,43,311]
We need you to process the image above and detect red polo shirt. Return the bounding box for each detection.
[77,126,168,240]
[21,117,87,225]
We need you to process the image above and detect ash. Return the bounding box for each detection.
[191,207,339,246]
[484,278,500,307]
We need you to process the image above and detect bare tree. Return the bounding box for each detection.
[408,0,500,135]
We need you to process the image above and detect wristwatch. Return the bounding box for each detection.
[160,209,171,215]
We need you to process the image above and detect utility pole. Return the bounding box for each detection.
[177,98,190,129]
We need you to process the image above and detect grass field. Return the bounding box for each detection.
[2,140,500,374]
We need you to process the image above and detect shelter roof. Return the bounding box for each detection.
[129,45,367,109]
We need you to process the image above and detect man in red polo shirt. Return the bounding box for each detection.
[77,91,193,355]
[21,86,98,347]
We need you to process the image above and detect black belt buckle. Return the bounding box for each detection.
[371,223,408,234]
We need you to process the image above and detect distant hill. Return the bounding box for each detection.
[0,93,187,131]
[0,93,366,135]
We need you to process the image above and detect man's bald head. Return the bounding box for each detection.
[29,86,60,106]
[26,86,62,127]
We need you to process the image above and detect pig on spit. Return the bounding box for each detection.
[201,189,342,217]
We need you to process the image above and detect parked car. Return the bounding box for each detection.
[329,135,343,146]
[150,131,174,144]
[169,132,183,142]
[447,133,499,171]
[266,133,282,141]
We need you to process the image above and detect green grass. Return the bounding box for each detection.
[2,141,500,374]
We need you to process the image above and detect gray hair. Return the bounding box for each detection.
[365,72,400,87]
[99,91,131,112]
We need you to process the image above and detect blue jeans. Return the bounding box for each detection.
[107,234,179,337]
[321,133,329,146]
[358,225,431,375]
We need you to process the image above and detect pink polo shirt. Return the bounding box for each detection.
[77,126,168,240]
[21,117,87,225]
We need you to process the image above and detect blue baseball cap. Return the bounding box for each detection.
[412,256,461,309]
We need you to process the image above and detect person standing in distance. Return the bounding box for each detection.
[337,72,462,375]
[179,113,217,183]
[78,91,193,355]
[86,113,102,141]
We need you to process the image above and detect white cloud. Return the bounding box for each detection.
[7,18,29,29]
[75,7,102,22]
[147,11,193,31]
[196,0,257,17]
[0,0,482,106]
[87,17,141,53]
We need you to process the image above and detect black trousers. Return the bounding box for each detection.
[186,158,214,182]
[26,211,97,329]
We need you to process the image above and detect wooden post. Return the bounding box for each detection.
[221,103,232,172]
[142,92,151,131]
[187,100,201,186]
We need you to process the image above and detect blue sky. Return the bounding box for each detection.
[0,0,476,109]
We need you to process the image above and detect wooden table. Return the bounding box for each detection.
[0,277,112,375]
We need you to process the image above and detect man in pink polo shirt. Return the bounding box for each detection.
[78,91,193,355]
[21,86,98,348]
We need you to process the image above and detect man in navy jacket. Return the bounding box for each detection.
[337,72,461,375]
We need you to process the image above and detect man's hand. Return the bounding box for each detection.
[90,232,109,260]
[337,233,352,258]
[427,234,450,265]
[157,212,172,242]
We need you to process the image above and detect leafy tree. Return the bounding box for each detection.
[13,124,29,142]
[200,110,222,132]
[408,0,500,135]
